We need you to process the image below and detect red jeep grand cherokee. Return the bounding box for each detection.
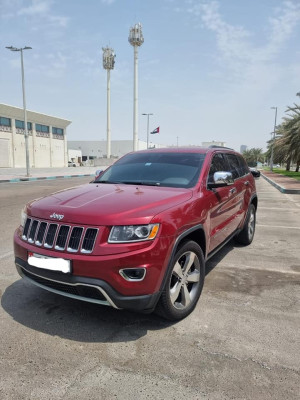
[14,147,257,320]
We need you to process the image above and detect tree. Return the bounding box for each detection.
[241,148,264,166]
[266,103,300,171]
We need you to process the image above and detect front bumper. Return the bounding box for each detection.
[15,257,161,312]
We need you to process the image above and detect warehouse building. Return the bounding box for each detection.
[0,103,71,168]
[68,140,163,161]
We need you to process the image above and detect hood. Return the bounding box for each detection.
[27,183,193,225]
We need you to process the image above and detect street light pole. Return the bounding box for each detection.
[270,106,277,172]
[142,113,153,149]
[6,45,32,177]
[129,23,144,152]
[102,46,116,159]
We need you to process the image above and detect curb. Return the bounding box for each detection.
[261,173,300,194]
[0,174,95,184]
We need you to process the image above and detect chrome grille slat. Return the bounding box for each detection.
[67,227,84,252]
[35,222,47,246]
[44,224,58,248]
[22,218,32,239]
[55,225,70,250]
[81,228,98,253]
[21,217,98,254]
[28,220,39,243]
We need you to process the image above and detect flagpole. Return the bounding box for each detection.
[142,113,153,149]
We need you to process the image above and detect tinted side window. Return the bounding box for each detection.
[237,155,250,176]
[208,153,229,183]
[225,154,241,180]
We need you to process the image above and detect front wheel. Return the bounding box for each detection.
[156,241,205,321]
[235,203,256,245]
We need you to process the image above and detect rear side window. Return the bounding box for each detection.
[225,154,241,180]
[208,153,229,183]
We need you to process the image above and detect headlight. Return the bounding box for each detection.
[108,224,159,243]
[20,207,27,227]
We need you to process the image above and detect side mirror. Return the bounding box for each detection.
[208,171,234,189]
[249,169,260,178]
[95,169,104,178]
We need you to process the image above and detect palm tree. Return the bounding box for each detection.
[267,103,300,171]
[281,104,300,171]
[241,148,264,166]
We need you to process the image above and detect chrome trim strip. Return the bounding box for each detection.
[119,267,146,282]
[17,264,120,309]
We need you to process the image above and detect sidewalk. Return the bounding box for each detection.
[0,166,106,183]
[261,170,300,194]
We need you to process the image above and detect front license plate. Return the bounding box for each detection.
[28,252,71,274]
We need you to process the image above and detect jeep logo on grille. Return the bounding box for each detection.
[50,213,64,220]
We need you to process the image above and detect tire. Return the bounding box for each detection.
[235,203,256,245]
[156,241,205,321]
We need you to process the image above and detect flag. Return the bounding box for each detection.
[150,126,159,134]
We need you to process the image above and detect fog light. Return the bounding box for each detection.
[119,268,146,281]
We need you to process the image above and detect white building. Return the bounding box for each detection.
[0,103,71,168]
[201,140,226,148]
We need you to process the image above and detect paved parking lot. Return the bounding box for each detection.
[0,177,299,399]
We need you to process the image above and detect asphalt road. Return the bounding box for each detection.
[0,177,299,400]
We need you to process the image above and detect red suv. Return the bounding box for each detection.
[14,147,257,320]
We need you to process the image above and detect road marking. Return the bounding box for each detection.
[257,224,300,230]
[215,264,300,275]
[0,251,13,260]
[258,207,296,210]
[286,195,300,208]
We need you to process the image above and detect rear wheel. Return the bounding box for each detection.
[156,241,205,321]
[235,203,256,245]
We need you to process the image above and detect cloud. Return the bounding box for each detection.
[1,0,70,27]
[17,0,52,16]
[101,0,116,5]
[186,0,300,67]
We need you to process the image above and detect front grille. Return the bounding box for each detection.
[21,268,106,301]
[21,217,98,254]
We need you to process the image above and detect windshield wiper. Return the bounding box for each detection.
[93,180,124,184]
[121,181,161,186]
[92,180,161,186]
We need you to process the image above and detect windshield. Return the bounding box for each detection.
[94,152,206,188]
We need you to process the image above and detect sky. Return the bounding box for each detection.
[1,0,300,152]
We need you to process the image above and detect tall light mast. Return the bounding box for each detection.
[102,46,116,159]
[129,23,144,151]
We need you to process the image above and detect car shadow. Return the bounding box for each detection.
[205,239,242,275]
[1,279,173,344]
[2,240,240,343]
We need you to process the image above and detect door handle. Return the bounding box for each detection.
[229,187,237,194]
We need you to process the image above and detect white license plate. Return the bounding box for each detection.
[28,252,71,274]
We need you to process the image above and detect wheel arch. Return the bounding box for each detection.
[159,225,206,292]
[251,194,258,210]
